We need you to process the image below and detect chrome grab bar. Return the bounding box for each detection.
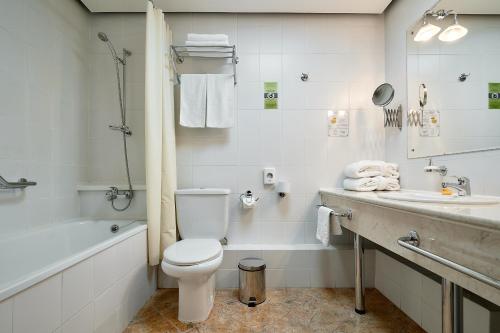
[398,230,500,290]
[0,175,37,189]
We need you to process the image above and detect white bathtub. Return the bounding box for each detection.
[0,219,147,302]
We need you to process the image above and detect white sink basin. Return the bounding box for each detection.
[377,191,500,205]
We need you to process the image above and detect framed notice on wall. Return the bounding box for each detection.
[328,110,349,137]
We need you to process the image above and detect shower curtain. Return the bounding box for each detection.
[145,1,177,266]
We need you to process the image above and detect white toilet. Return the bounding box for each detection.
[161,188,230,323]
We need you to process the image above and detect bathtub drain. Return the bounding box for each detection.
[110,224,120,233]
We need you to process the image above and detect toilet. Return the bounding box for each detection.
[161,188,230,323]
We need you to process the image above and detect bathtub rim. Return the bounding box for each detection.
[0,219,147,302]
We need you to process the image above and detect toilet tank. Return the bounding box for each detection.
[175,188,230,240]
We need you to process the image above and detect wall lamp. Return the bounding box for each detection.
[414,9,468,42]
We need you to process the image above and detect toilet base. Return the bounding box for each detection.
[161,253,223,323]
[178,274,216,323]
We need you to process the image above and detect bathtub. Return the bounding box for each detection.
[0,219,146,302]
[0,219,156,333]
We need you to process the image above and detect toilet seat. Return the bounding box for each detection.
[163,239,222,266]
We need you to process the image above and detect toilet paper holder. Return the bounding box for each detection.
[240,190,259,208]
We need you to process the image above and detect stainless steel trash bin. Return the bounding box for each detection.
[238,258,266,306]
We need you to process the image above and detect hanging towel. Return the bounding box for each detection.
[343,177,379,192]
[374,176,401,191]
[187,33,229,43]
[180,74,207,128]
[206,74,235,128]
[344,160,384,179]
[316,206,343,246]
[316,206,332,246]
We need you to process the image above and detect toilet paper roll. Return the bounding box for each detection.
[277,181,291,196]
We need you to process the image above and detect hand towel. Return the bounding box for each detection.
[185,40,230,47]
[343,177,379,192]
[374,176,401,191]
[343,160,384,179]
[180,74,207,128]
[187,33,229,43]
[316,206,332,246]
[206,74,235,128]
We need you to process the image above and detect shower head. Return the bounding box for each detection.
[97,32,109,42]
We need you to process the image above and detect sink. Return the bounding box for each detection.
[376,191,500,205]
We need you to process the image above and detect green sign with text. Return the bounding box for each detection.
[264,82,278,109]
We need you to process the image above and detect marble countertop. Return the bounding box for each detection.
[319,188,500,232]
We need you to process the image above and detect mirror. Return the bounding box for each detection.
[406,0,500,158]
[372,83,395,107]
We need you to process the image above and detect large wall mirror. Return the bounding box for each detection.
[407,0,500,158]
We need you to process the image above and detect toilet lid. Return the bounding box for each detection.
[163,239,222,266]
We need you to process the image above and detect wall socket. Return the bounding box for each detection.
[263,168,276,185]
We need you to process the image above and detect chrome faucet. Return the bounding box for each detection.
[442,176,471,196]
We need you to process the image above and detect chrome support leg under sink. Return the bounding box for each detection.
[354,233,365,314]
[442,278,463,333]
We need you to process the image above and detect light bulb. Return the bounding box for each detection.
[438,24,468,41]
[414,22,441,42]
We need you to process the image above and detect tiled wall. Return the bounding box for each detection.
[166,13,386,245]
[0,0,88,233]
[384,0,500,196]
[0,231,156,333]
[85,14,146,185]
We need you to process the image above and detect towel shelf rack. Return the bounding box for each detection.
[0,175,37,189]
[170,45,239,85]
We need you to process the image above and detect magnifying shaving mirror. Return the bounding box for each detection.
[372,83,402,130]
[372,83,395,107]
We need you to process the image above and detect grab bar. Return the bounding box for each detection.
[0,175,37,189]
[398,230,500,290]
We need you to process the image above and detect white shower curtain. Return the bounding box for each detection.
[145,1,177,266]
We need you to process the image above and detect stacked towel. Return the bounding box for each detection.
[343,161,400,192]
[185,33,229,46]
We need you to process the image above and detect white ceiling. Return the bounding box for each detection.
[80,0,393,14]
[435,0,500,15]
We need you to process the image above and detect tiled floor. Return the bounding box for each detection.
[124,288,425,333]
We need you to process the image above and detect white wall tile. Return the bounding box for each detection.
[62,259,93,322]
[13,274,62,333]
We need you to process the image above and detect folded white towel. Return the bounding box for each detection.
[206,74,235,128]
[343,177,379,192]
[187,33,229,43]
[374,176,401,191]
[185,40,230,47]
[344,160,384,179]
[180,74,207,128]
[383,162,400,179]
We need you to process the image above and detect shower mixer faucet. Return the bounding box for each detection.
[109,124,132,136]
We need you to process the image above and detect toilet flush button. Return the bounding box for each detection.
[263,168,276,185]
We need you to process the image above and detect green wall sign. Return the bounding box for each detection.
[264,82,278,109]
[489,83,500,109]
